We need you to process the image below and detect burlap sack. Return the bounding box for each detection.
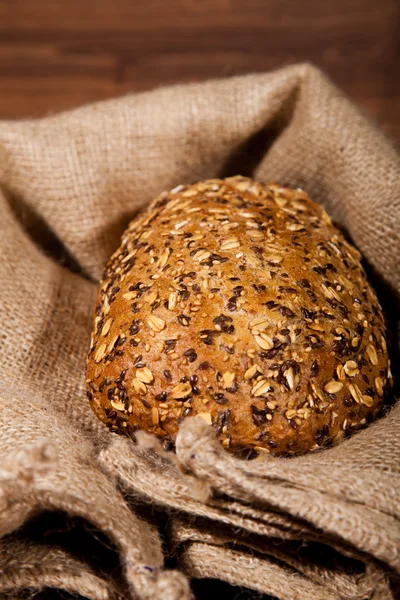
[0,63,399,599]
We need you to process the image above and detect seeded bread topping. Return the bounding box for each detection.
[86,176,391,455]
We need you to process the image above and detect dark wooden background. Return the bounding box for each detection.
[0,0,399,142]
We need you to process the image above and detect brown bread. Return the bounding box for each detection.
[86,177,391,454]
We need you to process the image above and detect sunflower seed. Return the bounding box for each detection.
[101,318,112,337]
[287,223,306,232]
[375,377,384,396]
[121,250,137,263]
[365,344,378,366]
[285,409,297,419]
[343,360,359,377]
[310,382,323,401]
[168,292,177,310]
[107,335,119,354]
[249,317,270,332]
[222,371,235,389]
[136,367,154,384]
[362,395,374,407]
[324,381,343,394]
[181,188,198,197]
[147,315,166,332]
[158,248,170,268]
[132,378,147,395]
[171,382,192,399]
[235,181,251,192]
[307,322,324,332]
[244,364,260,380]
[151,407,159,425]
[194,249,211,262]
[336,365,345,381]
[220,237,240,250]
[265,255,283,264]
[254,333,274,350]
[248,230,265,241]
[321,284,341,301]
[284,367,296,391]
[251,379,272,397]
[246,254,260,268]
[348,383,363,404]
[123,291,138,300]
[111,399,125,411]
[94,343,107,363]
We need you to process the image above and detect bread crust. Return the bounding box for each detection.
[86,177,391,455]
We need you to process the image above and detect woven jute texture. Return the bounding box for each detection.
[0,63,399,599]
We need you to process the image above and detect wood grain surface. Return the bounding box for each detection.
[0,0,399,142]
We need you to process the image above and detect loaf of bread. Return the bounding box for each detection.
[86,176,391,455]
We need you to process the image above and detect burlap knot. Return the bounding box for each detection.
[0,62,399,599]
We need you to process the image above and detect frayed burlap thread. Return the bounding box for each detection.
[99,435,316,540]
[0,401,190,599]
[0,62,399,598]
[175,418,400,571]
[99,425,398,599]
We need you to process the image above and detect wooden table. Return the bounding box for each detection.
[0,0,399,144]
[0,0,398,143]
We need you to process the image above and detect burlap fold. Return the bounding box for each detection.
[0,62,399,599]
[0,537,123,600]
